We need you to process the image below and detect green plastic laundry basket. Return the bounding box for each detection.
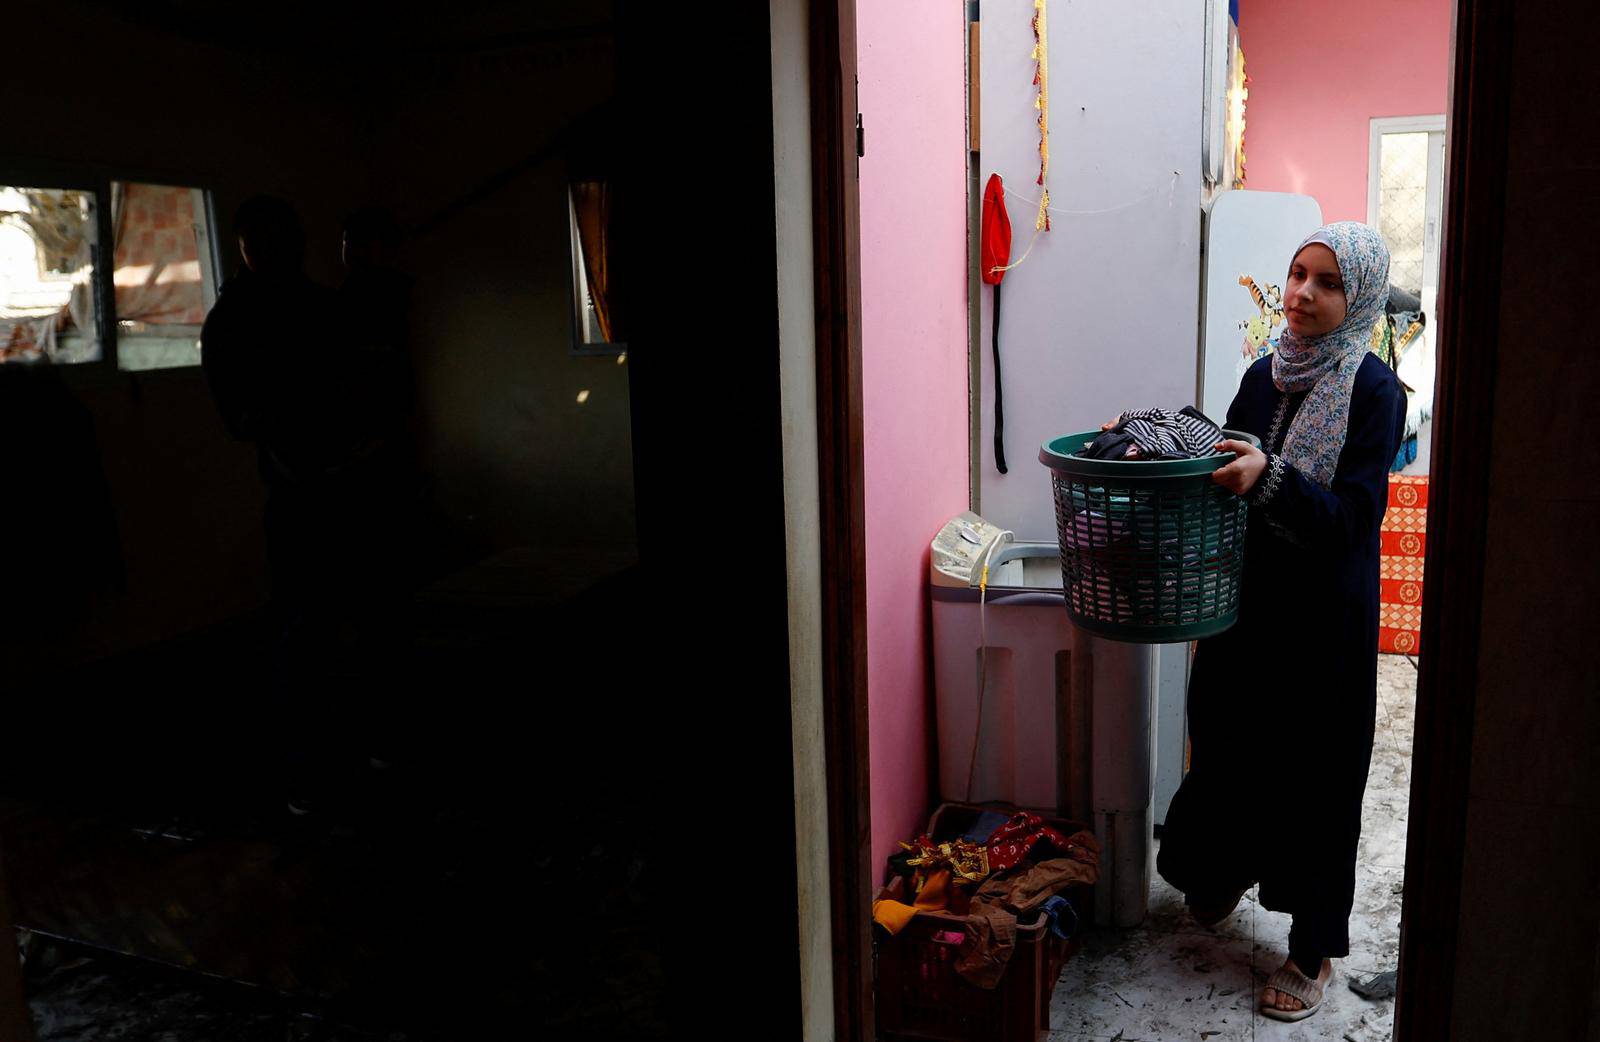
[1038,429,1259,643]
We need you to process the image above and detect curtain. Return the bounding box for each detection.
[570,179,616,343]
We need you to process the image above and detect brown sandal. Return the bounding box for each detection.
[1261,959,1331,1021]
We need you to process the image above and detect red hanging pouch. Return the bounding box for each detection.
[980,174,1012,285]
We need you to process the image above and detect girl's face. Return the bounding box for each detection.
[1284,243,1348,337]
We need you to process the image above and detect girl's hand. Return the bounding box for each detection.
[1099,418,1120,431]
[1211,439,1267,495]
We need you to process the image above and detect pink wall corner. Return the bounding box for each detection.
[858,3,971,877]
[1240,0,1453,223]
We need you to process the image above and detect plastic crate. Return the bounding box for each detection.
[874,804,1090,1042]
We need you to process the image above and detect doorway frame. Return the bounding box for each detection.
[808,0,1512,1037]
[1392,0,1512,1035]
[807,0,875,1040]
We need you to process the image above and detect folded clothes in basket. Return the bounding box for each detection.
[1081,406,1224,461]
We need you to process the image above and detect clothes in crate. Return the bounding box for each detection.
[1064,406,1230,615]
[1081,406,1224,461]
[872,812,1099,989]
[1057,488,1217,614]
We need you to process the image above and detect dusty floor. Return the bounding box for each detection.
[19,803,663,1042]
[17,793,664,1042]
[19,651,1413,1040]
[25,946,420,1042]
[1047,653,1416,1041]
[13,558,665,1041]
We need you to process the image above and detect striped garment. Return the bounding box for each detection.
[1110,406,1224,460]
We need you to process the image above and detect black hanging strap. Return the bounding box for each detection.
[991,281,1008,474]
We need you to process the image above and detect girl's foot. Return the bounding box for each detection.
[1261,957,1332,1016]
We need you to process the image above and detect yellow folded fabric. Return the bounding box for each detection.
[871,869,953,936]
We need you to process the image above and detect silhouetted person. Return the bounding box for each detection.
[203,196,362,492]
[202,195,366,815]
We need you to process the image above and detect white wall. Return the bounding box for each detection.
[369,29,634,554]
[978,0,1205,540]
[769,2,834,1038]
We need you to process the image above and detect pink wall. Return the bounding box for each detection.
[858,3,971,875]
[1239,0,1452,222]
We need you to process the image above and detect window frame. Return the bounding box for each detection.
[1367,115,1447,314]
[0,154,225,382]
[566,177,625,358]
[1367,115,1447,220]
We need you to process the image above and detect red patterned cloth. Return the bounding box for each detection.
[1379,475,1427,655]
[985,812,1072,872]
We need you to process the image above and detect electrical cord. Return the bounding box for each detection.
[965,527,1014,803]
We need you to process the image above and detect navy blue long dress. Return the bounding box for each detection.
[1156,351,1407,957]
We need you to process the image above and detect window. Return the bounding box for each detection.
[110,181,220,371]
[1368,117,1446,300]
[0,176,219,372]
[568,179,623,353]
[0,185,103,365]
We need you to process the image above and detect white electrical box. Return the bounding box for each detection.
[930,511,1011,588]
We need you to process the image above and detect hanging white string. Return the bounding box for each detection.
[990,224,1044,275]
[986,171,1182,277]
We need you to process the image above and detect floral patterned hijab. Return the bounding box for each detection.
[1270,221,1391,489]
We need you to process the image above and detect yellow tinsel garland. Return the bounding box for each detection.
[1031,0,1051,232]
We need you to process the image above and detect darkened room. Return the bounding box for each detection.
[3,0,1598,1039]
[0,1,802,1037]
